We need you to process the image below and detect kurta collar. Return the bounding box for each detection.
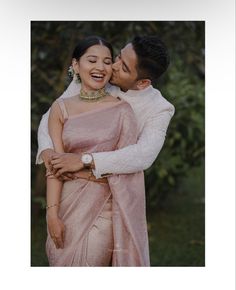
[118,85,154,99]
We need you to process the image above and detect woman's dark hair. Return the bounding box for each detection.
[72,36,113,60]
[131,36,170,84]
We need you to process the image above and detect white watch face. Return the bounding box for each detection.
[82,154,92,164]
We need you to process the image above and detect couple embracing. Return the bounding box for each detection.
[36,35,175,266]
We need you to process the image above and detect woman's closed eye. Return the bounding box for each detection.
[104,60,112,65]
[88,59,112,65]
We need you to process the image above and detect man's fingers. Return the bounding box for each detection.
[51,153,63,160]
[65,173,76,180]
[48,162,54,172]
[44,161,52,172]
[55,169,67,177]
[45,171,53,177]
[54,171,62,178]
[66,173,74,178]
[52,163,63,169]
[50,159,61,165]
[61,175,73,181]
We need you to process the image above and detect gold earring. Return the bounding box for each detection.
[68,66,81,83]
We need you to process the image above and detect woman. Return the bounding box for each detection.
[45,36,149,266]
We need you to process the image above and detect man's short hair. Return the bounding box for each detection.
[132,36,170,84]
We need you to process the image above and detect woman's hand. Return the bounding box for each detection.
[47,215,66,249]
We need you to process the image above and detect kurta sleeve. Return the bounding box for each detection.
[92,104,175,178]
[35,80,81,164]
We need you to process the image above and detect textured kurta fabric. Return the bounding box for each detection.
[46,99,150,266]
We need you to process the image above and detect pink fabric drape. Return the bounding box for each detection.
[46,99,150,266]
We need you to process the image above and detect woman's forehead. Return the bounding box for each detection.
[84,44,112,57]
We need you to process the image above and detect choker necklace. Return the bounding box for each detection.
[79,88,109,102]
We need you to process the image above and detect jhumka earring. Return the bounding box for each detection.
[68,66,81,83]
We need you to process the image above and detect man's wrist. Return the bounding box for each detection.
[91,158,95,169]
[81,153,95,170]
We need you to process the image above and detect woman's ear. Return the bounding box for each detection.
[72,58,79,74]
[136,79,151,90]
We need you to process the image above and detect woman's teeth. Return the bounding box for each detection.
[91,73,104,80]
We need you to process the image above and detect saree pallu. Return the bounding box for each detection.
[46,99,150,266]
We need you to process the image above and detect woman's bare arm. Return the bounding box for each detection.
[46,101,66,248]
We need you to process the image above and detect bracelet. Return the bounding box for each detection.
[46,203,60,210]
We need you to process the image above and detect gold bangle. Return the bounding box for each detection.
[46,203,59,210]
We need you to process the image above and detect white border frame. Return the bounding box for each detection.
[0,1,235,290]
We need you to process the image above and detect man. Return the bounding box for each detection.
[36,36,175,179]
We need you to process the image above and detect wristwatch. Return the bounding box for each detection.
[81,153,93,169]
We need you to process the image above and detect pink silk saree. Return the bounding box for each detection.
[46,99,150,266]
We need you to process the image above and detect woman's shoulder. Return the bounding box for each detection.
[61,95,78,105]
[52,96,74,108]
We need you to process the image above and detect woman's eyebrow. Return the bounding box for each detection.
[87,55,112,60]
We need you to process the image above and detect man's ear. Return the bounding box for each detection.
[136,79,151,90]
[72,58,79,74]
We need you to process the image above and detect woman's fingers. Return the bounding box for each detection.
[56,236,64,249]
[52,237,59,248]
[51,233,64,249]
[50,222,66,249]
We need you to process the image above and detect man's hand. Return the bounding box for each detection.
[41,149,55,172]
[50,153,84,177]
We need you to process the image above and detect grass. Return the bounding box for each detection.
[148,192,204,266]
[148,165,205,266]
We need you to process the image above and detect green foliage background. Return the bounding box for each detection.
[31,21,205,266]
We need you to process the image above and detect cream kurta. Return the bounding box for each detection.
[46,99,150,266]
